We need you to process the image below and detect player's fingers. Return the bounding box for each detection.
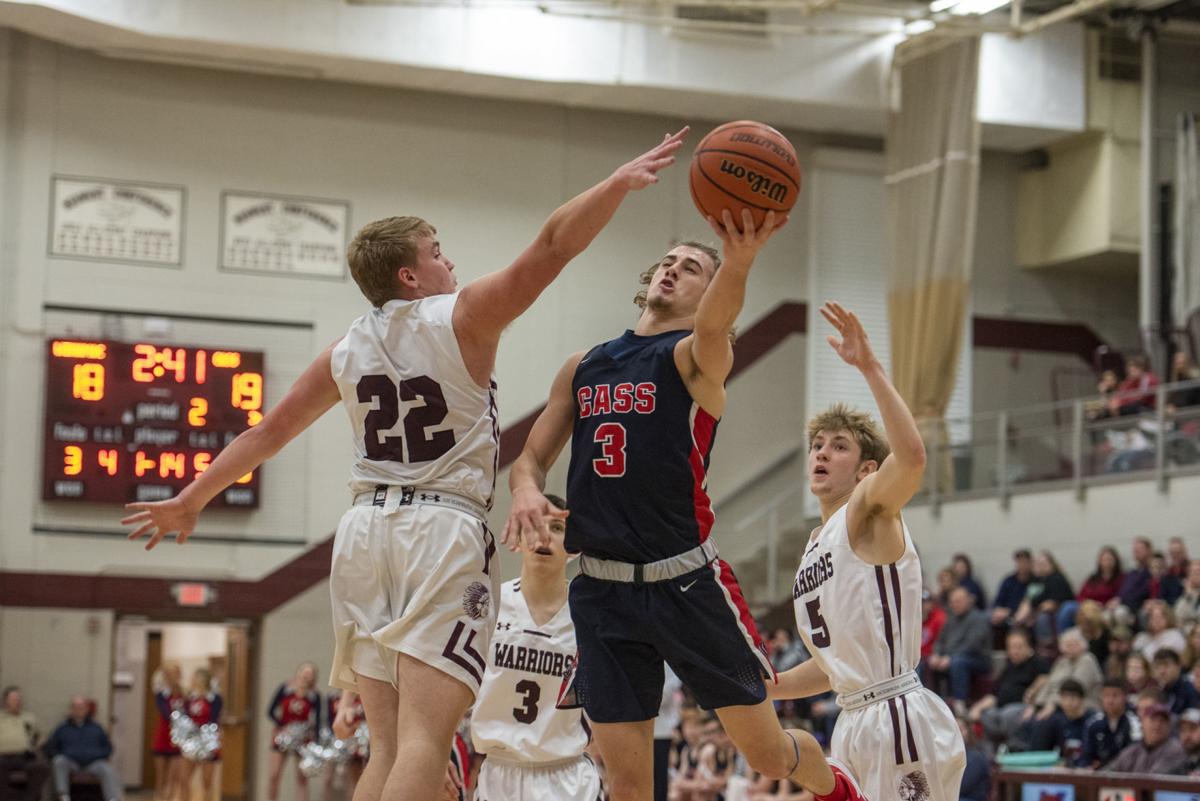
[546,507,570,520]
[144,530,166,551]
[826,334,840,350]
[818,305,840,330]
[720,209,737,237]
[123,502,150,513]
[177,528,193,545]
[120,510,151,525]
[704,215,726,240]
[740,208,757,238]
[127,521,155,541]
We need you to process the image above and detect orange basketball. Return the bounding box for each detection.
[689,120,801,230]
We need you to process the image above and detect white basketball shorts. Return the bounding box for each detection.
[328,502,498,697]
[474,755,602,801]
[831,687,965,801]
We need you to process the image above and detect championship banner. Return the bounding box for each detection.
[50,176,185,266]
[220,191,349,279]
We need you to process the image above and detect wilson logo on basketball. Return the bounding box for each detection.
[728,132,798,167]
[717,160,789,204]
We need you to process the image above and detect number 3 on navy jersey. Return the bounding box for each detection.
[592,422,626,477]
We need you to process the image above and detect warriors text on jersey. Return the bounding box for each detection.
[791,504,923,695]
[565,330,717,562]
[470,579,587,764]
[330,293,499,509]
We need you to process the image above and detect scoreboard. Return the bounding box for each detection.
[43,338,265,507]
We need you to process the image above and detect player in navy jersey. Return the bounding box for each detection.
[506,210,868,801]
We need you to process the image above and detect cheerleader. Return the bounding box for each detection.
[267,662,320,801]
[151,663,187,801]
[182,668,222,801]
[326,689,366,800]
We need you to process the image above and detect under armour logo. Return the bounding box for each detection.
[420,492,442,503]
[496,622,512,631]
[863,692,876,700]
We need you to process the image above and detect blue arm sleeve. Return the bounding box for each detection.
[211,695,224,723]
[311,693,322,730]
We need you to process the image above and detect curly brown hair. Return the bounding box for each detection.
[632,240,721,310]
[806,403,890,466]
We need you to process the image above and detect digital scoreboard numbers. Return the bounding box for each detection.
[43,339,265,507]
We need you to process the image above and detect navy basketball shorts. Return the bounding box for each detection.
[568,558,775,723]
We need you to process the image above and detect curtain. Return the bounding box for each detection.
[886,35,981,492]
[1175,112,1200,344]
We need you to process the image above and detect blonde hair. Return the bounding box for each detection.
[347,216,436,307]
[806,403,890,466]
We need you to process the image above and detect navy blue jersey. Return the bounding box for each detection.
[565,329,718,562]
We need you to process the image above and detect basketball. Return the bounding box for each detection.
[689,120,802,230]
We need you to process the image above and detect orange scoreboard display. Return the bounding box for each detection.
[43,339,265,507]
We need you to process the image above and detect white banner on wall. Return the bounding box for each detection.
[49,176,185,266]
[220,192,349,279]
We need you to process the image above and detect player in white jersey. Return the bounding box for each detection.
[770,302,965,801]
[471,493,602,801]
[121,128,688,801]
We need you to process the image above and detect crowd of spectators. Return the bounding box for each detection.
[656,533,1200,801]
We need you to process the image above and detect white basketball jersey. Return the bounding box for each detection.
[470,579,587,764]
[330,293,498,508]
[791,504,923,695]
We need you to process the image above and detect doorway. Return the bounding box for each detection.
[111,619,256,801]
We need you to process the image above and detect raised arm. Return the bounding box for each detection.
[824,303,925,556]
[122,341,343,550]
[502,352,584,551]
[454,130,687,376]
[676,209,786,415]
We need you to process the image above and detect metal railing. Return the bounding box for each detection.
[919,377,1200,512]
[730,379,1200,577]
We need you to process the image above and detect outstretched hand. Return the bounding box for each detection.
[612,127,689,191]
[501,486,569,553]
[122,497,198,551]
[820,301,878,371]
[705,208,788,262]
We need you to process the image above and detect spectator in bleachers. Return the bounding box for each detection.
[1027,679,1093,761]
[1134,600,1188,661]
[43,696,122,801]
[1105,702,1188,774]
[1015,550,1074,643]
[1111,354,1160,416]
[1152,648,1200,715]
[1149,552,1185,605]
[1167,536,1192,579]
[952,553,987,610]
[1,686,47,801]
[992,549,1033,631]
[1167,352,1200,411]
[1080,679,1142,769]
[927,586,992,715]
[1105,625,1135,682]
[1088,370,1120,422]
[957,717,990,801]
[1025,629,1104,724]
[920,589,946,667]
[1059,547,1124,635]
[1175,559,1200,632]
[1124,654,1154,694]
[767,629,807,674]
[971,628,1048,745]
[1182,625,1200,674]
[1076,601,1112,667]
[1179,708,1200,774]
[1113,537,1154,625]
[935,566,958,608]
